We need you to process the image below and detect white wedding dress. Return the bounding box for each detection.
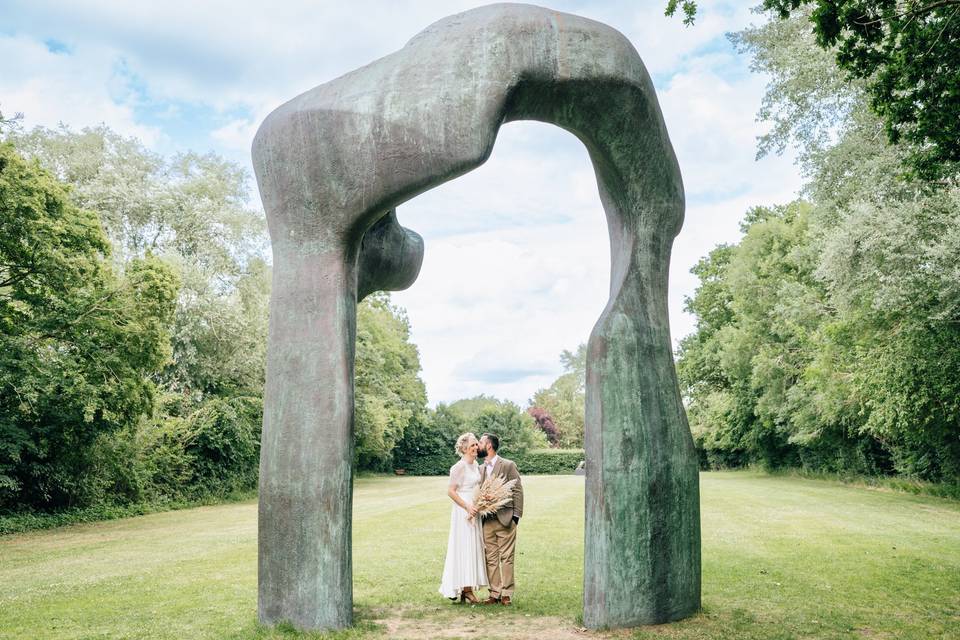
[438,459,489,598]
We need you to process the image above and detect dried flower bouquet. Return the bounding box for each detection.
[468,475,517,523]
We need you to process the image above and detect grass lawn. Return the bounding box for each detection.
[1,471,958,639]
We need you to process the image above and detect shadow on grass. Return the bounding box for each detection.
[227,607,386,639]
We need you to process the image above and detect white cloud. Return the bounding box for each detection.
[659,57,804,345]
[210,117,260,154]
[2,0,485,113]
[392,121,610,405]
[0,33,163,144]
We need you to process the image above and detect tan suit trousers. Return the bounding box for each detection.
[482,516,517,598]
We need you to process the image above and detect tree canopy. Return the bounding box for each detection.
[529,344,586,449]
[0,143,178,508]
[354,293,428,470]
[765,0,960,179]
[6,125,270,400]
[668,0,960,179]
[676,10,960,482]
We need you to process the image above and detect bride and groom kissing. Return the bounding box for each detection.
[438,432,524,606]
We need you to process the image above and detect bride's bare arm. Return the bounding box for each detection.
[447,485,479,516]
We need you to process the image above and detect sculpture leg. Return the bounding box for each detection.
[258,247,356,630]
[583,233,701,628]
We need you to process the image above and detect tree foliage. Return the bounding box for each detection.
[671,0,960,179]
[527,407,560,447]
[354,293,428,471]
[664,0,700,25]
[392,404,466,474]
[530,344,586,448]
[180,396,263,495]
[470,401,548,456]
[0,108,22,133]
[445,395,548,455]
[393,397,548,475]
[447,394,503,421]
[2,122,434,515]
[5,124,270,400]
[677,11,960,483]
[764,0,960,178]
[0,143,178,509]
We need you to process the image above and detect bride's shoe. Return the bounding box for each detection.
[459,588,480,604]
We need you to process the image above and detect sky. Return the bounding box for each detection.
[0,0,803,406]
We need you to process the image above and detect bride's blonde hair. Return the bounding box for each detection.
[454,432,476,457]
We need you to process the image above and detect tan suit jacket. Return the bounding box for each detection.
[480,455,524,527]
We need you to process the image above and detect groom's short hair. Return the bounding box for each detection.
[482,433,500,452]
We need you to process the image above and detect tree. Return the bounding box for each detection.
[392,398,548,475]
[0,143,178,509]
[677,201,897,473]
[527,407,560,447]
[669,0,960,178]
[675,244,751,469]
[5,123,433,484]
[447,395,504,421]
[392,404,466,474]
[470,402,547,457]
[675,244,735,398]
[730,8,922,216]
[529,345,587,448]
[5,125,269,401]
[664,0,699,25]
[559,343,586,392]
[353,293,428,471]
[815,192,960,479]
[764,0,960,178]
[447,395,548,454]
[674,10,960,482]
[0,107,22,133]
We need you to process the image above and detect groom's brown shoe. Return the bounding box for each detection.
[500,596,512,606]
[481,596,500,605]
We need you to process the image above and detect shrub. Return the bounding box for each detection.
[393,405,464,474]
[394,455,457,476]
[513,449,584,474]
[182,396,262,496]
[81,426,148,506]
[136,415,195,502]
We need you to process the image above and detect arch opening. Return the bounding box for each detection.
[390,120,609,407]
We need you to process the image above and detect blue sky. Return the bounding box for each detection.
[0,0,803,406]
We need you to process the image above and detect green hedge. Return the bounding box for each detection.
[514,449,584,474]
[395,449,584,477]
[0,489,257,536]
[394,454,456,477]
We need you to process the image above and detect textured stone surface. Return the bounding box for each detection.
[252,3,700,631]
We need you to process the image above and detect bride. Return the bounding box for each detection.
[438,432,488,603]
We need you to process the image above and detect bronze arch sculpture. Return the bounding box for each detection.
[252,3,700,631]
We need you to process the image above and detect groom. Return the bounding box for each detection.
[478,432,524,606]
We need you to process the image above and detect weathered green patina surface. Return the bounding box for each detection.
[252,3,700,631]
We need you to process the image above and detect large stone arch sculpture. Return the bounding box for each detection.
[252,3,700,632]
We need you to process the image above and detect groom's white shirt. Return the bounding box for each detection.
[484,455,498,477]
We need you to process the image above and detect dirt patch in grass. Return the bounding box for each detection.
[371,607,635,640]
